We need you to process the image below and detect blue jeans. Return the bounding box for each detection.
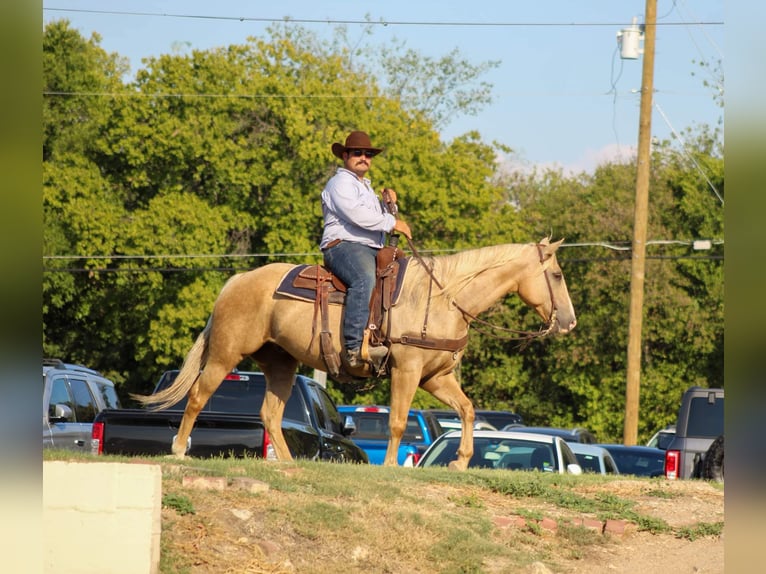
[323,241,378,350]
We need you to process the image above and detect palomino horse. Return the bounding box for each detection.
[136,238,576,470]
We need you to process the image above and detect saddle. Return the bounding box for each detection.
[275,246,408,377]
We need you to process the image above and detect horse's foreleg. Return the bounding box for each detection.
[172,364,229,458]
[384,367,421,466]
[259,360,299,461]
[421,372,475,471]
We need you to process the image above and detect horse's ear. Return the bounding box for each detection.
[542,238,564,257]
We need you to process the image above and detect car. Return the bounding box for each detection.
[428,409,489,432]
[338,405,443,465]
[568,443,620,475]
[436,418,497,432]
[428,409,524,430]
[43,358,122,452]
[499,425,598,444]
[94,370,367,462]
[416,429,583,474]
[474,409,524,429]
[646,424,676,450]
[597,444,666,477]
[664,386,724,481]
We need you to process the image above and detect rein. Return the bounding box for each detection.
[403,236,558,345]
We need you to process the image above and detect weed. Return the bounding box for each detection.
[449,493,484,508]
[557,521,603,548]
[676,521,724,541]
[644,486,678,499]
[630,513,672,534]
[162,493,195,515]
[517,508,544,521]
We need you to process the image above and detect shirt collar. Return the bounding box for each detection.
[337,167,371,186]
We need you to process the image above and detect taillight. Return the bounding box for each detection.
[402,452,421,467]
[665,449,680,479]
[90,421,104,455]
[263,429,278,460]
[357,406,387,413]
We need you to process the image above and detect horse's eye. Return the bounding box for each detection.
[553,272,563,280]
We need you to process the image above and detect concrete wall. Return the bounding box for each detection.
[43,461,162,574]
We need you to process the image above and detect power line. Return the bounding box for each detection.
[43,7,723,28]
[41,88,714,102]
[42,238,724,263]
[654,101,724,205]
[41,253,724,274]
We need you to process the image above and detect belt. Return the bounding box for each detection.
[321,239,342,251]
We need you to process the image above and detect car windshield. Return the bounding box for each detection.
[156,372,309,423]
[347,412,425,441]
[574,453,602,473]
[608,449,664,476]
[686,396,724,438]
[422,436,558,471]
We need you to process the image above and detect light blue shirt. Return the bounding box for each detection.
[320,168,396,249]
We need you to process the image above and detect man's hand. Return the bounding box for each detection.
[393,219,412,239]
[381,188,398,204]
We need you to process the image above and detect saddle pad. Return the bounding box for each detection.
[275,259,411,305]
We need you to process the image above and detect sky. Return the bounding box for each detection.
[42,1,724,173]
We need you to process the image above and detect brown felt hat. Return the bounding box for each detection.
[331,131,383,159]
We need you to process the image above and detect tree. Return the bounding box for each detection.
[43,21,510,399]
[504,132,723,442]
[43,19,128,161]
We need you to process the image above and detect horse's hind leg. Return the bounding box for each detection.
[172,361,230,457]
[258,353,300,461]
[421,372,475,471]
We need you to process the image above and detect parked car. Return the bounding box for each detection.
[646,424,676,450]
[427,408,522,432]
[436,418,497,432]
[93,370,367,462]
[474,410,524,429]
[568,443,620,475]
[338,405,443,465]
[416,430,582,474]
[664,386,724,481]
[597,444,666,477]
[500,425,598,444]
[43,358,122,452]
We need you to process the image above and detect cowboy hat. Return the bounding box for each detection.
[331,131,383,159]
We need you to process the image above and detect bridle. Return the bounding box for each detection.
[404,237,559,345]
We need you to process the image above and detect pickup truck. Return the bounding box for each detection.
[337,405,444,465]
[91,370,368,463]
[664,386,724,481]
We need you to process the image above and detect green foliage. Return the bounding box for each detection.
[488,140,723,441]
[676,521,724,541]
[162,493,195,515]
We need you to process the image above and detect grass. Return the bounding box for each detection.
[43,450,724,573]
[162,493,195,515]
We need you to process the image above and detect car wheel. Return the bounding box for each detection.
[703,434,724,483]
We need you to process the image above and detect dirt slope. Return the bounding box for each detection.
[160,465,724,574]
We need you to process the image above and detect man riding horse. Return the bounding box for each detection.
[320,131,412,372]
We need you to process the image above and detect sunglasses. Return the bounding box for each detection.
[349,149,377,158]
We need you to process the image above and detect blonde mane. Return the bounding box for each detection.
[407,243,529,306]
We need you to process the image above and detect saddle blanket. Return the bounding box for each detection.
[275,259,410,306]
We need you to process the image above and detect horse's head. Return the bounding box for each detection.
[518,238,577,334]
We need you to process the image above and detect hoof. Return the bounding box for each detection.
[447,460,467,471]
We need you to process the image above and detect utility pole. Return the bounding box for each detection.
[624,0,657,446]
